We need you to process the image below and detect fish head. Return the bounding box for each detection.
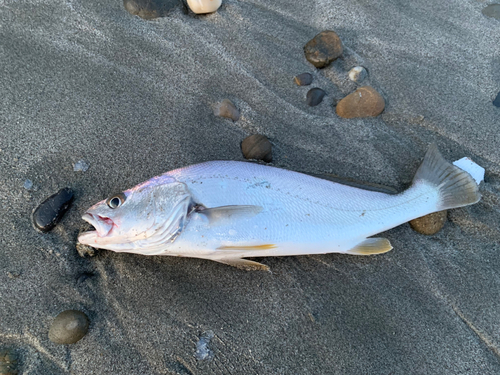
[78,175,192,252]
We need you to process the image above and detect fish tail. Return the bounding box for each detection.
[412,144,481,211]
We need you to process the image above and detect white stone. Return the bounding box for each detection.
[348,66,367,83]
[187,0,222,14]
[453,157,485,185]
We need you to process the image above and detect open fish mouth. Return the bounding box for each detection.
[80,213,114,237]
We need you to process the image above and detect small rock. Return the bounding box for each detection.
[241,135,272,163]
[76,243,97,258]
[48,310,89,345]
[32,188,74,232]
[348,66,367,83]
[336,86,385,118]
[409,211,447,235]
[482,4,500,20]
[0,348,18,375]
[294,73,313,86]
[303,30,343,68]
[306,88,327,106]
[123,0,179,19]
[23,179,33,190]
[187,0,222,14]
[214,99,240,121]
[195,330,214,360]
[7,272,20,279]
[493,92,500,108]
[73,160,90,172]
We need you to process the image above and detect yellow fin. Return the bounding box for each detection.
[346,238,393,255]
[217,244,277,251]
[215,258,270,271]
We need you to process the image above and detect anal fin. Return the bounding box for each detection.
[215,258,270,271]
[346,238,393,255]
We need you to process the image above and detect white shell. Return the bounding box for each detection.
[187,0,222,14]
[348,66,367,83]
[453,157,485,184]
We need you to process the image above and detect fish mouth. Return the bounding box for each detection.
[80,213,115,238]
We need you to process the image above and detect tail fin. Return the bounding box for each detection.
[413,144,481,211]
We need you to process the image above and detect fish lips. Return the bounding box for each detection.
[79,213,114,243]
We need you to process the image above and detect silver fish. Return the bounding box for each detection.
[78,145,480,270]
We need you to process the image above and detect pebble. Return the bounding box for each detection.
[306,88,327,106]
[195,330,214,360]
[187,0,222,14]
[48,310,89,345]
[348,66,367,83]
[123,0,179,19]
[73,160,90,172]
[241,134,272,163]
[76,242,97,257]
[335,86,385,118]
[294,73,313,86]
[23,179,33,190]
[32,188,74,232]
[214,99,240,121]
[482,4,500,20]
[7,272,20,279]
[0,348,18,375]
[409,211,447,235]
[493,91,500,108]
[303,30,343,68]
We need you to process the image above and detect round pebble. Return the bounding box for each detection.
[48,310,89,345]
[294,73,313,86]
[306,88,327,106]
[493,91,500,108]
[214,99,240,121]
[409,210,447,235]
[348,66,367,83]
[303,30,343,68]
[0,348,18,375]
[336,86,385,118]
[123,0,179,19]
[32,188,74,232]
[241,134,272,163]
[187,0,222,14]
[482,4,500,20]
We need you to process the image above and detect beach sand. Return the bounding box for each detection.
[1,0,500,373]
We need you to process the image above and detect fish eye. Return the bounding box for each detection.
[106,193,126,209]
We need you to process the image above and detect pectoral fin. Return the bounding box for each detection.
[215,258,270,271]
[346,238,393,255]
[197,205,263,225]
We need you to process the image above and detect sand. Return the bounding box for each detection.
[1,0,500,373]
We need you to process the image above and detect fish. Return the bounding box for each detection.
[78,145,481,271]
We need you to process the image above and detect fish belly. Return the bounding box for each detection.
[163,161,440,259]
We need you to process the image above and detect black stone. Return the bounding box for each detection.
[493,91,500,108]
[241,134,272,163]
[294,73,313,86]
[32,188,74,232]
[48,310,89,345]
[306,88,327,106]
[123,0,180,20]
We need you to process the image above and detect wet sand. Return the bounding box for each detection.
[1,0,500,373]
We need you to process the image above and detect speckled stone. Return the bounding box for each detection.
[409,210,447,235]
[0,348,18,375]
[241,134,272,162]
[306,88,327,106]
[214,99,240,121]
[294,73,313,86]
[303,30,343,68]
[49,310,89,345]
[336,86,385,118]
[32,188,74,232]
[348,66,367,83]
[123,0,179,19]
